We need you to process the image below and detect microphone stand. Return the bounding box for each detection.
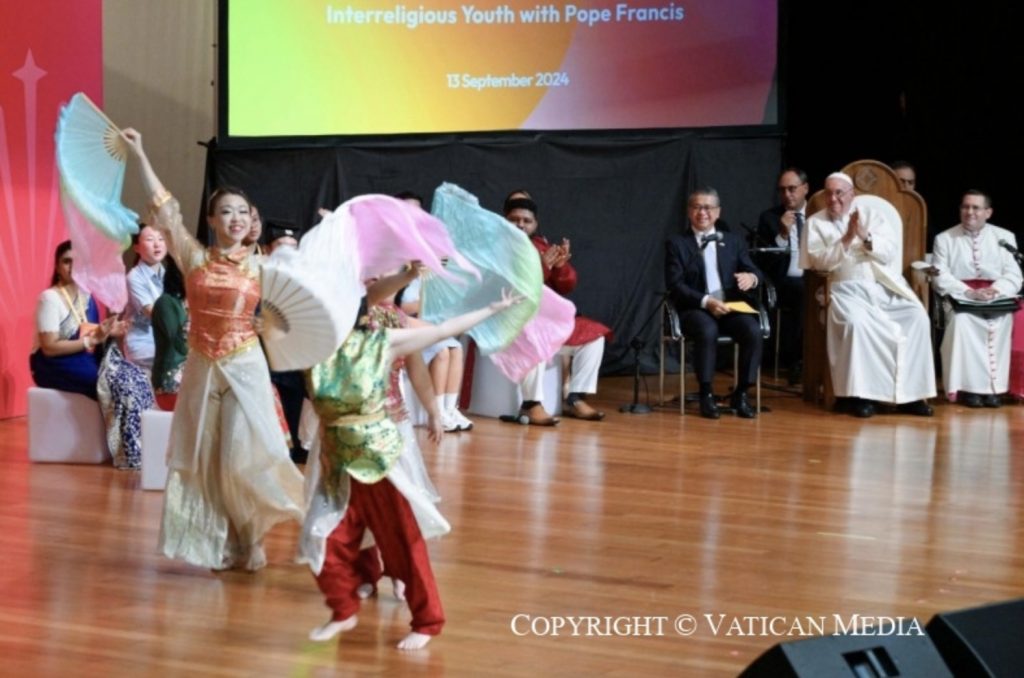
[619,292,669,414]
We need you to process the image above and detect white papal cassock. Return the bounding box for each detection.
[931,224,1022,397]
[801,197,936,403]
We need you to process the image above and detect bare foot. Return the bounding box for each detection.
[397,631,431,650]
[309,615,358,642]
[242,544,267,572]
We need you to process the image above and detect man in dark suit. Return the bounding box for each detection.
[666,187,765,419]
[756,167,809,384]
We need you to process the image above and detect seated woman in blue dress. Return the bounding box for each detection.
[29,241,119,399]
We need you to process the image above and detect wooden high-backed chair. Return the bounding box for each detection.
[801,160,928,408]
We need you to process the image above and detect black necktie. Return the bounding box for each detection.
[794,212,804,239]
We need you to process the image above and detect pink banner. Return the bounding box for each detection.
[0,0,103,418]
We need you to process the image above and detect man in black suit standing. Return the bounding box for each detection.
[756,167,809,384]
[666,187,765,419]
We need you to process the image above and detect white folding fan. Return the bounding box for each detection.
[55,93,139,248]
[258,210,362,371]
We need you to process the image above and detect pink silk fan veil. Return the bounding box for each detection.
[261,195,472,371]
[338,194,479,283]
[426,183,574,382]
[55,93,140,311]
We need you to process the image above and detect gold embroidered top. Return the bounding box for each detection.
[306,327,402,485]
[186,252,260,360]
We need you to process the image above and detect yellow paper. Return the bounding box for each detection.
[725,301,758,314]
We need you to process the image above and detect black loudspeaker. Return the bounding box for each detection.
[740,632,952,677]
[926,598,1024,677]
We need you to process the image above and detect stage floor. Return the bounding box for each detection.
[2,375,1022,676]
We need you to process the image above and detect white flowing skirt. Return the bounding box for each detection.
[159,345,305,569]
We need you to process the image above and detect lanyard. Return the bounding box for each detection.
[58,285,88,326]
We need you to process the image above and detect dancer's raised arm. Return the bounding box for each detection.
[385,289,523,361]
[120,128,202,271]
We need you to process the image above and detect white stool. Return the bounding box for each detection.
[141,409,173,490]
[466,356,563,419]
[28,387,110,464]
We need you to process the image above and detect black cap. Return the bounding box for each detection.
[264,219,302,245]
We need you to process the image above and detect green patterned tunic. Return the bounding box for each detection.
[306,327,403,485]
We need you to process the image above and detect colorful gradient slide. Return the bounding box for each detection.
[226,0,777,136]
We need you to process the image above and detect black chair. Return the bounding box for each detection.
[658,289,772,415]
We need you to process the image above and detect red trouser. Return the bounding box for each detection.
[355,546,384,589]
[315,478,445,635]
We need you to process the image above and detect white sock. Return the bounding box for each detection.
[443,392,457,415]
[397,631,432,650]
[309,615,358,642]
[435,395,447,417]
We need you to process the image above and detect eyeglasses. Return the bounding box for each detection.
[778,184,806,193]
[689,204,720,213]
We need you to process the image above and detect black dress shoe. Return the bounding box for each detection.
[699,393,721,419]
[851,399,876,418]
[731,392,756,419]
[959,392,983,408]
[787,362,803,386]
[898,400,934,417]
[982,394,1002,408]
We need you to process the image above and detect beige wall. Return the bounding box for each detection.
[103,0,216,231]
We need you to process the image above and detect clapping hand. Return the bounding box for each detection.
[100,315,128,339]
[551,238,572,267]
[541,239,572,269]
[842,210,870,247]
[541,246,561,269]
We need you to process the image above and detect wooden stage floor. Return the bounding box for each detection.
[2,375,1023,676]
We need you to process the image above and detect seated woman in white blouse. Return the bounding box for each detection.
[29,240,121,399]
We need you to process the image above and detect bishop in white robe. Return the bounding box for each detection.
[931,192,1021,405]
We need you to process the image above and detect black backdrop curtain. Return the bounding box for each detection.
[204,132,782,375]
